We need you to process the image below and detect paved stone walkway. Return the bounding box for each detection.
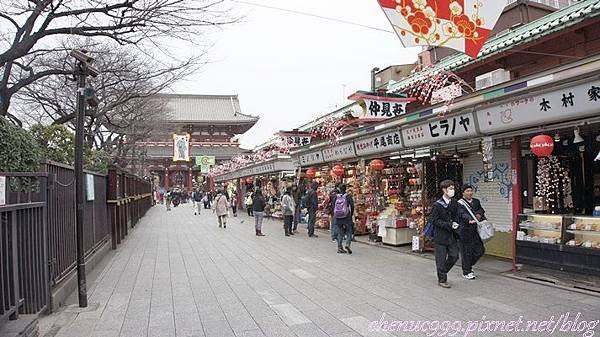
[40,205,599,337]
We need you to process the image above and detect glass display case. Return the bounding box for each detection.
[516,214,600,276]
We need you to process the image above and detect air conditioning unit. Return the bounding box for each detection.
[475,68,511,90]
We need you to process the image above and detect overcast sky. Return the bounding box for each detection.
[169,0,421,149]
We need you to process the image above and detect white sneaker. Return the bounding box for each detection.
[463,273,476,280]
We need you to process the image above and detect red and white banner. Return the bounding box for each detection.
[377,0,505,58]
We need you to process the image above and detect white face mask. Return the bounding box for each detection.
[447,189,455,198]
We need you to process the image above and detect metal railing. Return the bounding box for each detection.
[0,173,49,321]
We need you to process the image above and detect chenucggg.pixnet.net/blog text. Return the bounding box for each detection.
[367,312,598,337]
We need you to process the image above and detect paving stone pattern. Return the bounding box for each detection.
[40,205,600,337]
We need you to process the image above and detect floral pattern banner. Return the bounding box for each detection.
[377,0,506,58]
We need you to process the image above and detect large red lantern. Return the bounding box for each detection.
[530,134,554,157]
[245,177,254,185]
[370,159,385,171]
[332,164,345,177]
[305,168,316,179]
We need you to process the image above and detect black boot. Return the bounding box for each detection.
[285,226,290,236]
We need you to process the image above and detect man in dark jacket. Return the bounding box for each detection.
[429,179,460,288]
[305,182,319,238]
[292,184,304,233]
[457,184,486,280]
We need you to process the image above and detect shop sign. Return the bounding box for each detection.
[322,143,356,162]
[299,150,324,166]
[0,176,5,206]
[402,112,478,147]
[354,130,403,156]
[477,80,600,134]
[254,163,276,175]
[85,174,95,201]
[195,155,216,173]
[278,131,312,148]
[364,99,409,119]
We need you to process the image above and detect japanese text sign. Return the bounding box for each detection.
[299,151,324,166]
[478,80,600,134]
[354,130,404,156]
[322,143,356,162]
[402,112,477,147]
[364,99,408,119]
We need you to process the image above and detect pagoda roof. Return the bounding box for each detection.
[158,94,259,127]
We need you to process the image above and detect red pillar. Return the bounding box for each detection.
[165,168,170,190]
[511,136,523,272]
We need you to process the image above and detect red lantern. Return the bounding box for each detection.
[370,159,385,171]
[332,164,345,177]
[530,134,554,157]
[246,177,254,185]
[305,168,316,179]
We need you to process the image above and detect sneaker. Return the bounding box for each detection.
[224,225,226,228]
[345,246,352,254]
[309,234,319,238]
[463,273,476,280]
[438,282,451,288]
[337,248,347,254]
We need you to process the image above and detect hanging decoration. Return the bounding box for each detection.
[405,66,474,112]
[376,0,506,58]
[530,134,554,157]
[535,156,573,212]
[369,159,385,171]
[332,164,345,177]
[311,117,348,145]
[305,168,317,179]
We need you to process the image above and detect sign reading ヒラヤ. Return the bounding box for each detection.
[402,112,478,147]
[322,143,356,162]
[0,176,5,206]
[478,80,600,134]
[354,130,403,156]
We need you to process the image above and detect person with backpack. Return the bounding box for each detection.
[305,182,319,238]
[193,189,203,215]
[252,189,266,236]
[429,179,460,288]
[212,190,229,228]
[281,187,296,236]
[333,184,354,254]
[329,184,340,242]
[457,184,486,280]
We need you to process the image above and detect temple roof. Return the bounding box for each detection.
[158,94,259,127]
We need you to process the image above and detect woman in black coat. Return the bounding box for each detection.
[457,184,486,280]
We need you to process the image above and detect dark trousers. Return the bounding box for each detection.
[336,220,353,248]
[284,215,293,234]
[293,205,301,230]
[434,238,459,283]
[460,238,485,275]
[308,209,317,236]
[247,207,253,216]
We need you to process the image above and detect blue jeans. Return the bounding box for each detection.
[336,219,353,248]
[330,217,337,239]
[254,212,264,231]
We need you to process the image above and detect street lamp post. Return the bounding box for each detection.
[371,67,380,92]
[70,50,99,308]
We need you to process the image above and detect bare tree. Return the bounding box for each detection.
[0,0,237,123]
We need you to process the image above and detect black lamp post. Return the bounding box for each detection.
[371,67,380,92]
[70,49,99,308]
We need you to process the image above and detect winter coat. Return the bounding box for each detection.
[281,194,295,216]
[305,188,318,211]
[457,198,486,242]
[213,194,229,216]
[253,195,266,212]
[429,197,459,246]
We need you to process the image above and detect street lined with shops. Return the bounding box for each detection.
[40,205,599,337]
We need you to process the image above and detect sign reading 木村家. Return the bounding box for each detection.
[322,143,356,162]
[402,112,478,147]
[0,176,6,206]
[354,130,403,156]
[477,80,600,134]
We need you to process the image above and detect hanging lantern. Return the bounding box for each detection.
[246,177,254,185]
[369,159,385,171]
[305,168,316,179]
[530,135,554,157]
[332,164,345,177]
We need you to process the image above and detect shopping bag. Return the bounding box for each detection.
[423,221,435,238]
[477,220,495,242]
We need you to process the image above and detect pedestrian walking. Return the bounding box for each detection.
[253,189,266,236]
[329,184,340,242]
[292,184,304,234]
[305,182,319,238]
[281,187,296,236]
[245,190,254,216]
[212,190,229,228]
[429,180,460,288]
[457,184,486,280]
[333,184,354,254]
[165,190,172,211]
[193,189,203,215]
[231,193,238,217]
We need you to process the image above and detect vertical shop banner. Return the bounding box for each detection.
[196,155,216,173]
[477,80,600,134]
[322,143,356,162]
[377,0,506,58]
[299,150,324,166]
[402,112,478,147]
[85,174,95,201]
[354,130,404,156]
[173,134,190,162]
[0,176,6,205]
